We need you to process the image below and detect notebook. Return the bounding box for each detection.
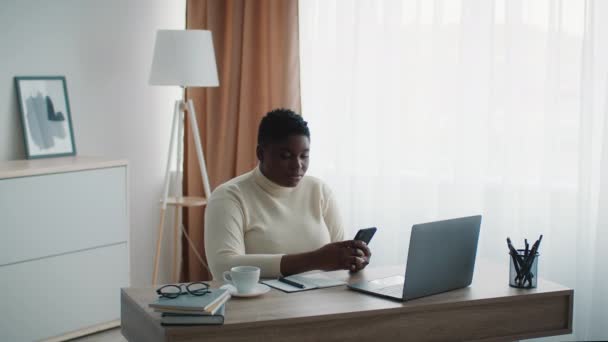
[160,304,226,326]
[149,288,230,313]
[262,272,346,293]
[153,293,228,316]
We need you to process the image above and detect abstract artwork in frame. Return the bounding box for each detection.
[14,76,76,159]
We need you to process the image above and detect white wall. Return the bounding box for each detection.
[0,0,186,286]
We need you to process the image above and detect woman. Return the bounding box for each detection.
[205,108,371,279]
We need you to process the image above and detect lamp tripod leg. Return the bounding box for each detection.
[186,99,211,199]
[172,105,185,283]
[181,99,212,278]
[152,208,167,285]
[152,101,181,285]
[172,205,181,283]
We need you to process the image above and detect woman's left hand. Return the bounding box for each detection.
[349,240,371,273]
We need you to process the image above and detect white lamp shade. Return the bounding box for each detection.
[149,30,219,87]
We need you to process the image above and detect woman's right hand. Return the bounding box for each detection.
[313,240,371,272]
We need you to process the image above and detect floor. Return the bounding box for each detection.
[68,328,126,342]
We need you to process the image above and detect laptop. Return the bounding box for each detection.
[348,215,481,301]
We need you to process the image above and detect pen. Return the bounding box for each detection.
[521,251,537,287]
[278,277,305,289]
[506,238,523,281]
[521,235,543,286]
[533,234,543,251]
[507,238,524,265]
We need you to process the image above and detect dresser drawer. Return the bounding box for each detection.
[0,242,129,342]
[0,166,127,266]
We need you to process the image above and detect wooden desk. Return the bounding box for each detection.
[121,260,573,341]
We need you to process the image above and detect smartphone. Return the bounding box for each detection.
[354,227,377,245]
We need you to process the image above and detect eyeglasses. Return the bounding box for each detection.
[156,282,210,299]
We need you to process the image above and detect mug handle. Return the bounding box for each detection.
[222,271,233,285]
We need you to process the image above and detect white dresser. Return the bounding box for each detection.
[0,157,130,342]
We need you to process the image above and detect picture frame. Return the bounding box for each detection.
[14,76,77,159]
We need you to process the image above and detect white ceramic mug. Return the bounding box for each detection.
[222,266,260,294]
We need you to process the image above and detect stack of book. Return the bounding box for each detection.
[149,288,231,326]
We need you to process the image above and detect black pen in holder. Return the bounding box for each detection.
[509,249,539,289]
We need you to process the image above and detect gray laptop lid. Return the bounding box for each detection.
[402,215,481,300]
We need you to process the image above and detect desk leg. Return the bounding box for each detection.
[121,291,165,342]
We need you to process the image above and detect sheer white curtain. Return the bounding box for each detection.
[299,0,608,339]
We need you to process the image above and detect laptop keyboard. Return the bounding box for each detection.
[378,284,404,297]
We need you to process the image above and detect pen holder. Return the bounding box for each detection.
[509,249,539,289]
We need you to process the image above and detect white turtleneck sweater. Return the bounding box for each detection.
[204,167,345,280]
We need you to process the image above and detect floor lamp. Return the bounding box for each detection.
[149,30,219,285]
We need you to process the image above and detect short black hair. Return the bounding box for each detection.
[257,108,310,145]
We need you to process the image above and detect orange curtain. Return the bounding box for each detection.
[183,0,301,281]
